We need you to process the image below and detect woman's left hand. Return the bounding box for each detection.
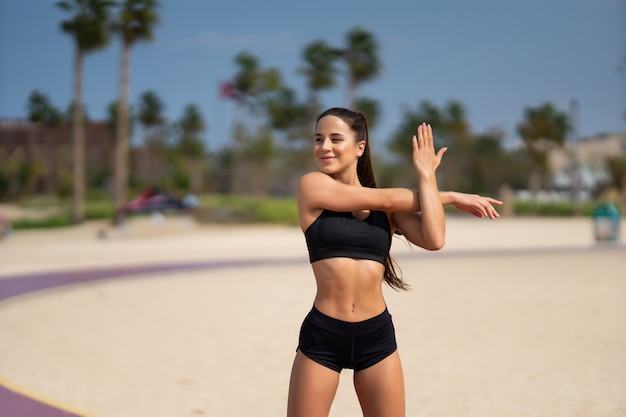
[412,123,448,177]
[452,192,503,219]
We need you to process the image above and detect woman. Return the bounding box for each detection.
[287,107,501,417]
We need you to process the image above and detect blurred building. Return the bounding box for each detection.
[0,119,116,194]
[549,132,626,199]
[0,119,164,195]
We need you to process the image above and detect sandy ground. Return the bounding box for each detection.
[0,215,625,417]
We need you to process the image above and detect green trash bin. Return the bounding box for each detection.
[592,203,621,242]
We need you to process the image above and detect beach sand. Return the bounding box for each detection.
[0,216,625,417]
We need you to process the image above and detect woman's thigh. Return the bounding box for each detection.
[287,351,341,417]
[353,350,405,417]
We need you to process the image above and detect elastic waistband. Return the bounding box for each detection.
[307,305,392,334]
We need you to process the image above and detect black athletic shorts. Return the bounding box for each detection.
[296,305,397,373]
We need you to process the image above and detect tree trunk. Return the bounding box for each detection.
[347,82,356,109]
[114,43,131,211]
[190,159,204,194]
[45,128,54,194]
[71,47,85,224]
[230,102,245,194]
[529,169,541,201]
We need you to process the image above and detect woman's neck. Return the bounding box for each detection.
[330,169,361,186]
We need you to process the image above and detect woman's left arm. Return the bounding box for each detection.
[391,123,503,250]
[394,123,446,251]
[393,192,503,250]
[439,191,503,219]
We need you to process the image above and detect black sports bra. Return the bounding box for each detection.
[304,209,391,265]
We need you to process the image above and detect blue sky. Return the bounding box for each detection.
[1,0,624,152]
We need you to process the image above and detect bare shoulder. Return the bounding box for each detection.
[297,172,327,231]
[298,171,329,187]
[297,172,331,196]
[297,171,390,214]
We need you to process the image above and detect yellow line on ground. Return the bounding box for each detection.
[0,374,104,417]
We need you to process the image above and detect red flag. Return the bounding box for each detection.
[219,81,238,100]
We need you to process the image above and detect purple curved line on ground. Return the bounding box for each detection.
[0,244,623,417]
[0,385,78,417]
[0,257,308,301]
[0,256,307,417]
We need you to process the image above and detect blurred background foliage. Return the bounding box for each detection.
[1,0,624,229]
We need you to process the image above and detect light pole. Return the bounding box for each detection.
[569,98,582,214]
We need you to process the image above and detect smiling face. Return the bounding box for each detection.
[314,115,366,183]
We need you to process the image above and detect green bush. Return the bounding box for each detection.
[6,193,607,232]
[198,194,299,225]
[245,198,299,224]
[11,213,72,229]
[84,200,115,220]
[514,200,594,216]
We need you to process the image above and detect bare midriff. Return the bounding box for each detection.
[311,257,387,322]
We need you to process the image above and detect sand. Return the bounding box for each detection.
[0,215,625,417]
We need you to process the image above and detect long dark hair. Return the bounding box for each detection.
[316,107,410,291]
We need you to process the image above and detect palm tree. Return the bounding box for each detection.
[179,104,206,149]
[299,39,341,118]
[388,100,473,189]
[112,0,160,213]
[106,100,120,129]
[353,96,381,129]
[137,90,165,144]
[300,40,340,93]
[231,53,283,115]
[26,91,63,126]
[342,27,380,108]
[388,100,464,157]
[266,87,307,141]
[516,102,570,196]
[229,52,257,193]
[56,0,114,223]
[262,82,310,191]
[223,52,286,194]
[106,99,134,140]
[137,91,166,180]
[26,91,63,194]
[177,104,206,193]
[232,52,261,105]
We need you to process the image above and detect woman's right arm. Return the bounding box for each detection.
[296,172,420,214]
